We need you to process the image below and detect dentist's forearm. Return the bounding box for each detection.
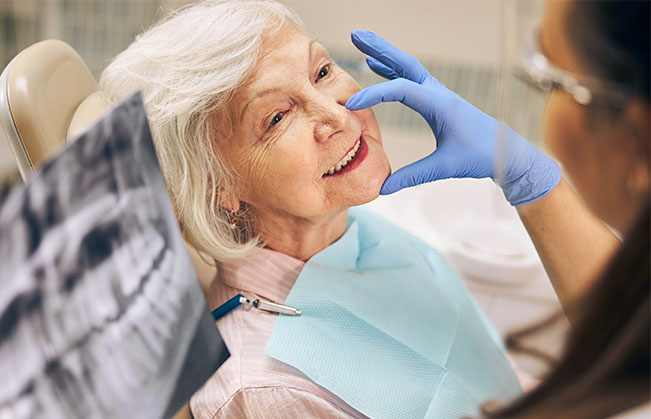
[516,179,620,316]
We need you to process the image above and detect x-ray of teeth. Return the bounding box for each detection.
[0,92,229,419]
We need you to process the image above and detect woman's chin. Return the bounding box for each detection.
[342,165,391,208]
[356,154,391,204]
[348,192,381,209]
[344,191,380,208]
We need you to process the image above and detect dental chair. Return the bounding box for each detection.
[0,39,98,179]
[0,39,215,419]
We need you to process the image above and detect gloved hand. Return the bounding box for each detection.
[346,30,561,206]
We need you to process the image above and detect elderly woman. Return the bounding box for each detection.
[99,1,521,418]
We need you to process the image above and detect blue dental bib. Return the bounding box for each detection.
[265,207,521,419]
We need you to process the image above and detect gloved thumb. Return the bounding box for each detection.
[380,150,453,195]
[346,78,434,120]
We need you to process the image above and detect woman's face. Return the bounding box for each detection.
[540,0,649,231]
[219,25,390,228]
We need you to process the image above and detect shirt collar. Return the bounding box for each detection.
[218,247,304,304]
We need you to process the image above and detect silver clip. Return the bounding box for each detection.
[251,298,301,316]
[238,295,301,316]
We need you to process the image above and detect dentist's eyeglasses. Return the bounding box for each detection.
[515,28,629,107]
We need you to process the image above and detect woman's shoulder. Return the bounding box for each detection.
[191,278,365,418]
[194,385,364,419]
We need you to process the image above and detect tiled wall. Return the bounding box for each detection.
[0,1,166,78]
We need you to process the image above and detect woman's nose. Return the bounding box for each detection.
[312,94,352,142]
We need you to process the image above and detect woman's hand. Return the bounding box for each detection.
[346,30,561,206]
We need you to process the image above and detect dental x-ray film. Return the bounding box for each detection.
[0,92,228,419]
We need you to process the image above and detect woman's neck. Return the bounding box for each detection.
[255,209,349,262]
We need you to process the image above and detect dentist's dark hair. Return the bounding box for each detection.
[487,1,650,418]
[568,0,650,103]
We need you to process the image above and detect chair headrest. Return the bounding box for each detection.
[0,39,97,179]
[66,91,111,143]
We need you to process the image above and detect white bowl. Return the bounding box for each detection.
[418,179,543,284]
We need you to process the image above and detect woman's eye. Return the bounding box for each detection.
[317,65,329,81]
[269,112,284,127]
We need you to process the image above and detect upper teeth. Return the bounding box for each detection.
[324,139,361,176]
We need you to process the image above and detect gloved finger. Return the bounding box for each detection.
[351,30,430,84]
[380,151,452,195]
[366,56,399,80]
[346,78,437,123]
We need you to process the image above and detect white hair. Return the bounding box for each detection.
[98,0,304,262]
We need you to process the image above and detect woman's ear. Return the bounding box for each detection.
[628,162,649,198]
[219,194,241,213]
[624,100,651,157]
[626,101,650,197]
[623,100,651,198]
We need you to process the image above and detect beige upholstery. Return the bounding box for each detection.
[66,91,111,142]
[0,39,97,180]
[185,243,218,295]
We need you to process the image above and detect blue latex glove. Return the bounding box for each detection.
[346,30,561,206]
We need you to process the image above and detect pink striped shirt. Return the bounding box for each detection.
[190,248,368,419]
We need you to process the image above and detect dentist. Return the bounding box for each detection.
[346,1,649,418]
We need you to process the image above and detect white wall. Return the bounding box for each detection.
[280,0,505,67]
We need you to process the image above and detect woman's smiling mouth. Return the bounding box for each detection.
[322,136,368,178]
